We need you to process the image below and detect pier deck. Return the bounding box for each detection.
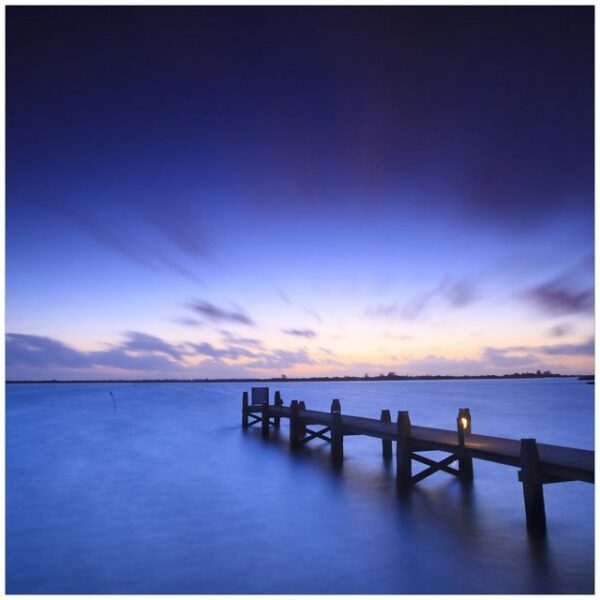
[269,405,593,482]
[242,388,594,533]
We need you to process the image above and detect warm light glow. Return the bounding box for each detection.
[460,417,468,429]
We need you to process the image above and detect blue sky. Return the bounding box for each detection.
[6,6,594,379]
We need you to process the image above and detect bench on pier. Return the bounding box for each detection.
[242,388,284,433]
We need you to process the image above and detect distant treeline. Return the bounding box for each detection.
[6,371,594,384]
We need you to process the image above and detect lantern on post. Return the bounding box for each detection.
[456,408,473,482]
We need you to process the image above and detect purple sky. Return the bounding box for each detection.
[6,6,594,379]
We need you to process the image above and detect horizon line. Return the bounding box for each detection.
[5,373,594,384]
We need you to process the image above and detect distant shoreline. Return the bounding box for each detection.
[5,374,594,384]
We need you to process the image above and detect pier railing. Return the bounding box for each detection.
[241,387,594,534]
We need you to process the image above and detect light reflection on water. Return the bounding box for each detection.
[6,379,594,593]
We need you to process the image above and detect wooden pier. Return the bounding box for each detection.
[242,388,594,534]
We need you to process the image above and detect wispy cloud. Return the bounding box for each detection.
[60,202,154,270]
[442,279,476,308]
[139,195,209,259]
[174,317,204,327]
[399,355,487,376]
[521,278,594,317]
[187,300,255,326]
[483,337,594,368]
[275,287,291,304]
[59,199,204,283]
[536,339,594,357]
[244,349,315,370]
[188,341,259,360]
[366,277,478,321]
[366,303,403,319]
[7,330,316,378]
[549,323,573,337]
[121,331,184,359]
[6,332,183,373]
[7,333,92,369]
[303,307,322,323]
[482,347,538,368]
[220,330,264,349]
[7,327,593,380]
[282,328,317,339]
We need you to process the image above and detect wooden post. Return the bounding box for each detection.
[520,438,546,534]
[242,391,249,429]
[289,400,301,447]
[381,409,392,460]
[299,401,307,439]
[457,408,474,482]
[261,396,270,437]
[274,391,283,428]
[331,399,344,465]
[396,411,412,489]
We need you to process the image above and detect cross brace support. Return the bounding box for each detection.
[301,427,332,444]
[410,453,460,484]
[412,452,460,477]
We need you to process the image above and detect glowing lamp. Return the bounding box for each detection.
[457,408,471,438]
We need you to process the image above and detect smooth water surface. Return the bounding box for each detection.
[6,379,594,593]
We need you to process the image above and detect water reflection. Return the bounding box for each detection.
[241,408,590,594]
[7,380,593,594]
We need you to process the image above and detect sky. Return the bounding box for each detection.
[6,5,594,379]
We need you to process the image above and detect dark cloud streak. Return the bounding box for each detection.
[282,328,317,338]
[188,341,258,360]
[188,300,255,326]
[121,331,184,359]
[522,278,594,317]
[483,338,594,368]
[6,332,183,372]
[7,330,317,376]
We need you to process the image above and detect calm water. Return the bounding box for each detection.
[6,379,594,593]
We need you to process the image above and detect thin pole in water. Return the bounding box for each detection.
[110,391,117,415]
